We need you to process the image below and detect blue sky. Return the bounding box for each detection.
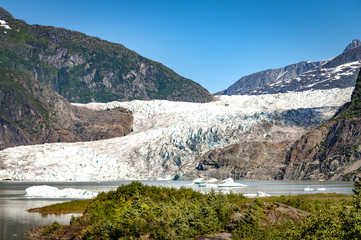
[2,0,361,93]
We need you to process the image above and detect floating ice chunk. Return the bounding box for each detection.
[218,178,247,188]
[198,183,218,188]
[304,187,314,191]
[25,185,96,198]
[244,192,271,198]
[256,191,271,197]
[192,178,205,184]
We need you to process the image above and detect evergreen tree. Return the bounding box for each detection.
[353,179,361,196]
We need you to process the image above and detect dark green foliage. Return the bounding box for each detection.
[42,221,61,235]
[353,179,361,195]
[83,182,233,240]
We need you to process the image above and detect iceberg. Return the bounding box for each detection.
[244,191,271,198]
[218,178,247,188]
[25,185,96,198]
[192,178,206,184]
[198,183,218,188]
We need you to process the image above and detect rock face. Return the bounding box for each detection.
[193,141,292,180]
[217,40,361,96]
[0,7,214,103]
[344,39,361,53]
[0,64,132,150]
[281,68,361,181]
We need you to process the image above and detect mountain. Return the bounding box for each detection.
[241,61,360,95]
[216,60,324,95]
[0,64,132,151]
[281,68,361,181]
[0,7,214,103]
[217,40,361,96]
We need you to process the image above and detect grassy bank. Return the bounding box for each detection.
[28,199,92,215]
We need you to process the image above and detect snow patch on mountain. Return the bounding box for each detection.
[0,88,354,181]
[248,61,360,95]
[0,20,10,29]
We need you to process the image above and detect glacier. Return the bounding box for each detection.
[0,87,354,181]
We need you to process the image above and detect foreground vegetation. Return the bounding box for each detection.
[28,181,361,240]
[28,199,91,215]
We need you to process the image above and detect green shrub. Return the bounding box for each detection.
[83,182,233,240]
[42,221,61,235]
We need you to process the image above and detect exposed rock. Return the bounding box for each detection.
[195,232,233,240]
[225,202,308,231]
[24,225,86,240]
[193,141,292,180]
[281,68,361,180]
[0,64,132,150]
[0,7,214,103]
[343,39,361,53]
[262,202,309,224]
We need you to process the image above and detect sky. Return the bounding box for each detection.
[1,0,361,93]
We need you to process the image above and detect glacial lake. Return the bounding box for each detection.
[0,180,354,240]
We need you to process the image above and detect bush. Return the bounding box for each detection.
[83,182,233,240]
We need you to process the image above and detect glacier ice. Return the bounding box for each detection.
[0,87,354,181]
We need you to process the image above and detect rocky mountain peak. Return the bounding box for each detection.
[343,39,361,53]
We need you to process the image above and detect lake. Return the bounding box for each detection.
[0,180,354,240]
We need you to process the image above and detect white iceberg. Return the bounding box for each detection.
[244,191,271,198]
[192,178,206,184]
[198,183,218,188]
[25,185,96,198]
[218,178,247,188]
[256,191,271,197]
[193,177,219,185]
